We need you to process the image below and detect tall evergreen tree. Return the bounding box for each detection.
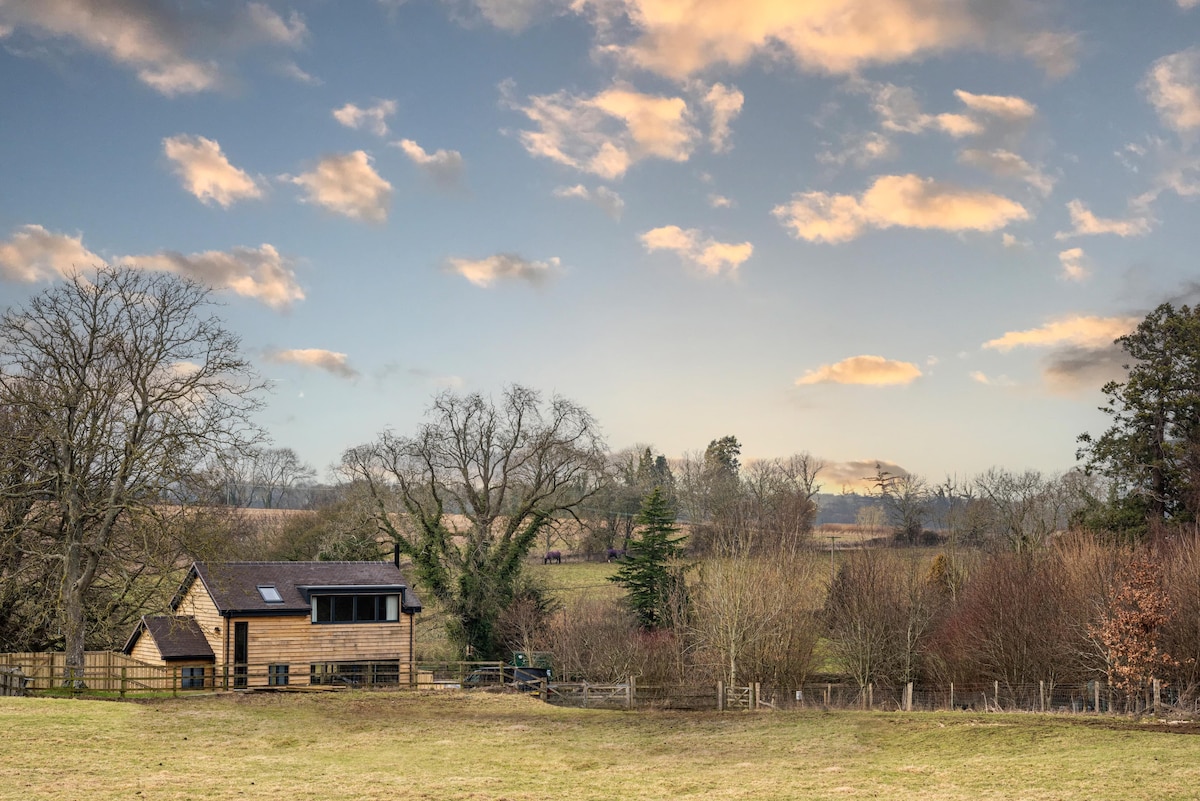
[1077,303,1200,532]
[610,486,686,630]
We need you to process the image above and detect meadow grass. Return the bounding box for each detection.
[528,559,621,602]
[3,690,1198,801]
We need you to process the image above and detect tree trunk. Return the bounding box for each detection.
[63,543,86,686]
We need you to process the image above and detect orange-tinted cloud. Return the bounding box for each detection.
[163,135,263,207]
[506,81,699,179]
[640,225,752,275]
[983,315,1138,352]
[1143,48,1200,133]
[602,0,1071,79]
[796,355,922,386]
[288,151,392,223]
[1055,199,1153,239]
[774,174,1028,243]
[445,253,561,287]
[265,348,358,379]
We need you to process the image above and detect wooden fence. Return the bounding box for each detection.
[1,666,27,697]
[1,652,1186,717]
[0,652,169,692]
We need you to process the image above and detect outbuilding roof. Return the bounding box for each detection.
[180,561,422,616]
[124,615,215,661]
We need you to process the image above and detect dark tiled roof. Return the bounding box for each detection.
[127,616,215,660]
[190,561,422,615]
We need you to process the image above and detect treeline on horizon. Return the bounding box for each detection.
[4,268,1200,710]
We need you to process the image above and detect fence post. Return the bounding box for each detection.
[120,666,127,699]
[904,682,913,712]
[172,666,178,697]
[949,682,954,711]
[1153,679,1161,712]
[582,681,589,709]
[717,681,725,712]
[868,683,873,710]
[994,681,1000,712]
[752,682,760,711]
[824,683,831,707]
[1093,681,1100,714]
[1040,680,1045,713]
[627,676,635,710]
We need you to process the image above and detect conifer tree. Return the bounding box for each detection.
[610,486,686,630]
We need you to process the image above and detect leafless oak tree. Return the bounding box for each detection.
[0,267,263,677]
[341,385,606,658]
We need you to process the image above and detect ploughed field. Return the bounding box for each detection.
[3,691,1199,800]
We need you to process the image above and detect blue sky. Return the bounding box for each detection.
[1,0,1198,489]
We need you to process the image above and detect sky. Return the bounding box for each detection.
[1,0,1198,491]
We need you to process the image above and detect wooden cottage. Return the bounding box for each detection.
[124,561,422,689]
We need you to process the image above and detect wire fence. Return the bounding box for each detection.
[1,650,1192,717]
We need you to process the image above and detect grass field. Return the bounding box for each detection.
[3,690,1199,801]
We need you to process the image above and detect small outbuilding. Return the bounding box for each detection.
[123,560,422,689]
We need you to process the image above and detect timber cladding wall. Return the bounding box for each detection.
[176,578,225,660]
[229,615,413,688]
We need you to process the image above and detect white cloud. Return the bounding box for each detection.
[0,224,103,282]
[958,148,1055,195]
[708,193,734,209]
[1021,31,1079,79]
[953,89,1037,122]
[1001,233,1029,248]
[796,355,922,386]
[553,184,625,219]
[460,0,562,31]
[640,225,752,276]
[818,131,896,168]
[1180,0,1200,8]
[333,100,397,137]
[702,82,744,152]
[1142,48,1200,133]
[505,81,698,179]
[0,224,303,309]
[0,0,306,95]
[393,139,466,187]
[1057,247,1088,282]
[445,253,561,287]
[773,174,1029,243]
[288,151,392,223]
[1055,199,1153,239]
[599,0,1066,79]
[265,348,358,379]
[279,61,321,85]
[162,135,262,207]
[868,83,1035,140]
[983,315,1139,352]
[121,244,304,310]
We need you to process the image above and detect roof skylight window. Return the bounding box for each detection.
[257,585,283,603]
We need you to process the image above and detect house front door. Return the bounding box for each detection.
[234,622,248,688]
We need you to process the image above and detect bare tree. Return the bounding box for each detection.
[869,465,930,545]
[973,468,1079,552]
[341,385,606,658]
[690,542,821,686]
[254,447,317,508]
[0,267,263,677]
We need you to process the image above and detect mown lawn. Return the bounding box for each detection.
[3,690,1198,801]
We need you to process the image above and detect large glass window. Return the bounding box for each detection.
[312,594,400,624]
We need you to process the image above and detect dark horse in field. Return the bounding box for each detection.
[605,548,627,562]
[543,550,562,564]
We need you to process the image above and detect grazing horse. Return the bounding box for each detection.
[605,548,627,562]
[543,550,562,565]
